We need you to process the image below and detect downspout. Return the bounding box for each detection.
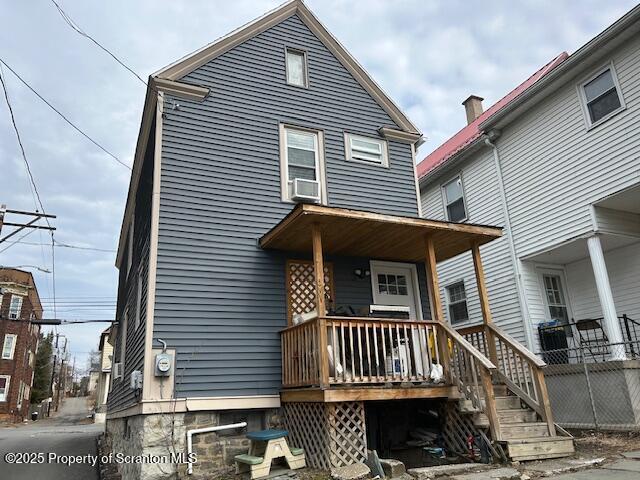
[186,421,247,475]
[484,134,536,351]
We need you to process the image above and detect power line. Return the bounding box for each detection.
[7,240,116,252]
[50,0,149,89]
[0,66,50,226]
[0,57,130,170]
[0,226,37,254]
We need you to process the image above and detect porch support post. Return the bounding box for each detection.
[471,242,499,365]
[312,224,329,388]
[424,235,450,377]
[587,234,626,360]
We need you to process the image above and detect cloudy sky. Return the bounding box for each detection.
[0,0,636,369]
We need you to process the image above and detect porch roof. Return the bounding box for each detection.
[259,204,502,262]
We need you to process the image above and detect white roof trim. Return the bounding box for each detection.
[153,0,420,134]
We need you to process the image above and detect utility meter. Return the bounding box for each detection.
[155,352,173,377]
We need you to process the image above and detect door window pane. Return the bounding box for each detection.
[543,274,570,326]
[377,274,408,296]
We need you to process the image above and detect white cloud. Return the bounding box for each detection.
[0,0,635,365]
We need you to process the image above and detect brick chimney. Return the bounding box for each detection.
[462,95,484,125]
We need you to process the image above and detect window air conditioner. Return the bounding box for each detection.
[291,178,320,203]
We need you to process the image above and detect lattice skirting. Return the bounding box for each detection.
[440,401,506,462]
[284,402,367,470]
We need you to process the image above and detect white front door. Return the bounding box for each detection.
[370,261,422,320]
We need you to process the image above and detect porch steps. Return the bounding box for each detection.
[459,395,521,412]
[506,437,576,462]
[459,384,575,462]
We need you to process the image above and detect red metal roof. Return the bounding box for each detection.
[417,52,569,179]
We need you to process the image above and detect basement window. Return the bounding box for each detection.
[580,64,625,127]
[285,48,308,88]
[446,282,469,324]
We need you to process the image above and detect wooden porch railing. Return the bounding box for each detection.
[281,318,321,388]
[459,323,556,437]
[281,317,443,388]
[437,322,501,440]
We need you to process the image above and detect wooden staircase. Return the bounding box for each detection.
[462,384,575,461]
[441,322,576,462]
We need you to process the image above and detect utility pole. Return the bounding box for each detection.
[0,204,6,237]
[55,357,65,411]
[0,207,56,244]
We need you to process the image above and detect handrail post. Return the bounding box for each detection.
[480,367,501,441]
[471,242,499,365]
[424,234,451,379]
[312,224,329,388]
[533,367,556,436]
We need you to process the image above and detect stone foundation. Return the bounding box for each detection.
[104,408,282,480]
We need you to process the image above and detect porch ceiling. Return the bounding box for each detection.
[259,204,502,262]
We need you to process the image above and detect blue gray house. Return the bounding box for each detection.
[106,2,572,479]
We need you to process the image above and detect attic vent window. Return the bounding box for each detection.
[286,48,308,88]
[345,133,388,167]
[580,65,624,126]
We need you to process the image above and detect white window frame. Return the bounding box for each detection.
[0,375,10,402]
[279,124,327,204]
[8,294,23,319]
[369,260,423,320]
[441,174,467,222]
[118,308,128,379]
[135,269,143,330]
[344,133,389,168]
[127,220,134,276]
[577,61,626,130]
[536,267,574,325]
[2,334,17,360]
[285,47,308,88]
[445,280,469,325]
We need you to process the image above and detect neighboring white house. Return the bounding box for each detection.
[418,5,640,359]
[94,327,112,424]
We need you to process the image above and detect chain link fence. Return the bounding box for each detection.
[537,316,640,431]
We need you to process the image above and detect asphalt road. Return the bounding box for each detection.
[0,397,103,480]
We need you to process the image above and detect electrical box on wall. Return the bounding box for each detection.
[155,352,173,377]
[130,370,143,390]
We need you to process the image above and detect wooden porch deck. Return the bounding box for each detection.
[261,204,573,463]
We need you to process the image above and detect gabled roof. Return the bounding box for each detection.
[116,0,423,266]
[154,0,421,134]
[416,52,568,180]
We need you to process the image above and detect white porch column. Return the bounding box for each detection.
[587,235,626,360]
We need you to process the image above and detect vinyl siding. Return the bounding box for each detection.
[419,32,640,348]
[565,242,640,325]
[108,124,154,412]
[594,206,640,237]
[154,14,420,398]
[497,33,640,258]
[420,151,525,342]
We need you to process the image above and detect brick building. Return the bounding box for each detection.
[0,268,42,422]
